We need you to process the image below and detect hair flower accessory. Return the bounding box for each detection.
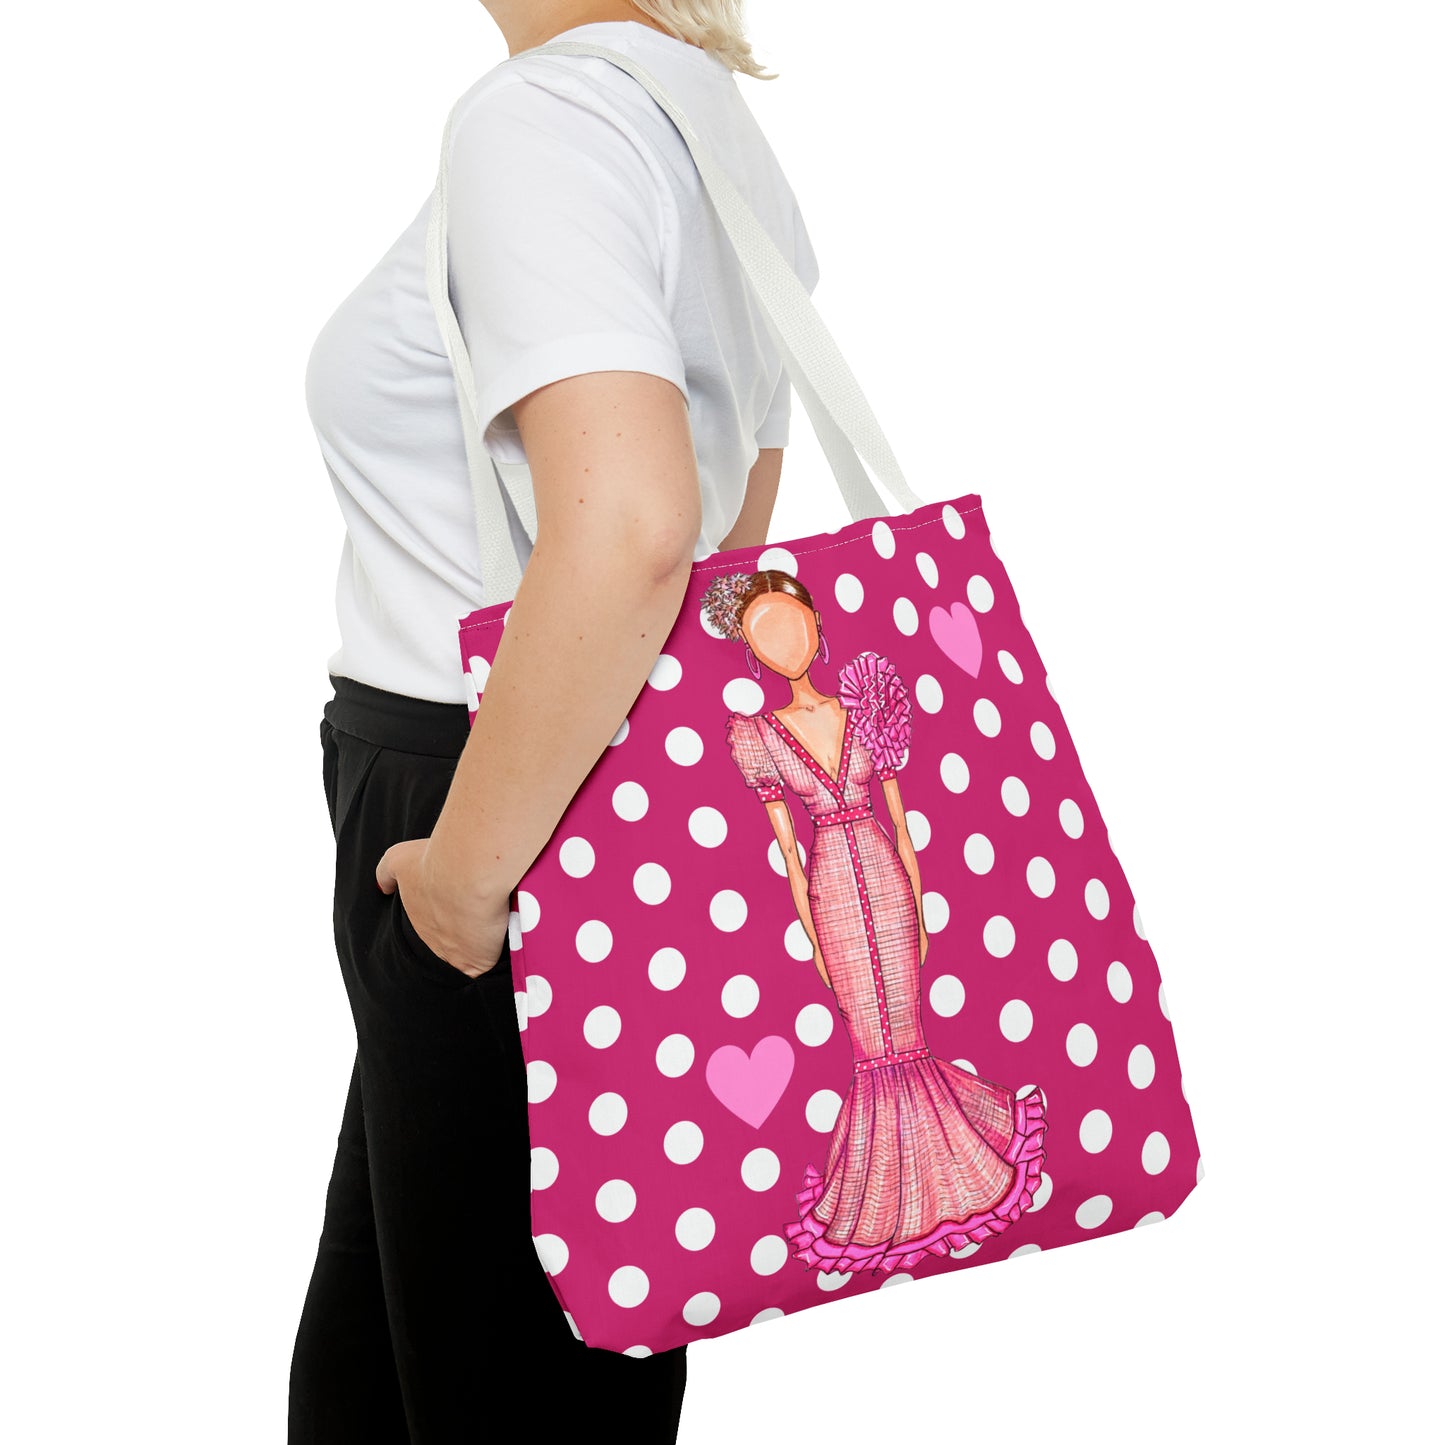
[701,571,754,640]
[837,651,912,771]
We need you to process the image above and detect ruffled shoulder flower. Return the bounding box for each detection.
[837,651,912,775]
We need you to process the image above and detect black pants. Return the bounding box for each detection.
[288,676,688,1442]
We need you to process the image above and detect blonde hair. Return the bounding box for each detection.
[628,1,775,80]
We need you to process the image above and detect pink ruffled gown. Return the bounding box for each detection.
[724,653,1047,1274]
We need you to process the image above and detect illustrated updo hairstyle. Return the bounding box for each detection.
[703,569,816,642]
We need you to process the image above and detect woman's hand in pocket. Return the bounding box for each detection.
[375,837,510,979]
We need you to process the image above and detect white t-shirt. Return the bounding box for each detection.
[307,19,820,704]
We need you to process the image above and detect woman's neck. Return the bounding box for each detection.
[480,2,691,58]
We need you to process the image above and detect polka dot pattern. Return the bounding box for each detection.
[456,495,1201,1354]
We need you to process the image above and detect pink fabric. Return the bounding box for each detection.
[456,492,1204,1355]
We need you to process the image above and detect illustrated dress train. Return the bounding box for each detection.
[724,652,1048,1274]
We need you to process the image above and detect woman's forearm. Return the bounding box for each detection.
[426,526,694,909]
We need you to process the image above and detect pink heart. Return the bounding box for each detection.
[929,600,982,677]
[706,1036,795,1129]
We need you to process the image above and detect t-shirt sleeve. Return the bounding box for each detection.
[445,75,690,466]
[754,200,822,450]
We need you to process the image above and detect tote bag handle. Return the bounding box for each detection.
[426,38,927,610]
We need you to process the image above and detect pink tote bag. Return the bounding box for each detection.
[427,39,1203,1356]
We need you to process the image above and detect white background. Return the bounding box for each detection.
[3,2,1440,1440]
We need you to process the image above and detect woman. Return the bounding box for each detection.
[289,3,817,1440]
[708,570,1047,1275]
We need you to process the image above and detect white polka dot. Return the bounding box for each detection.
[982,915,1015,958]
[683,1290,721,1326]
[795,1003,834,1047]
[596,1179,637,1223]
[951,1058,978,1074]
[949,1242,982,1259]
[623,1345,652,1358]
[1159,982,1171,1020]
[940,752,970,793]
[648,653,682,690]
[929,974,965,1017]
[1135,1211,1166,1228]
[633,861,671,905]
[589,1092,628,1136]
[530,1147,559,1190]
[576,919,613,963]
[756,545,797,573]
[688,806,728,847]
[1026,856,1056,898]
[1197,1157,1205,1184]
[1127,1044,1156,1088]
[648,947,686,991]
[749,1235,790,1277]
[973,697,1001,737]
[751,1307,785,1326]
[741,1149,781,1192]
[1010,1243,1041,1258]
[558,836,595,877]
[664,725,703,765]
[1066,1022,1098,1066]
[516,891,541,933]
[784,919,815,960]
[663,1121,703,1165]
[721,974,759,1018]
[871,520,897,558]
[514,991,529,1031]
[608,1265,649,1308]
[1001,775,1030,816]
[467,654,491,691]
[922,891,950,931]
[806,1090,842,1132]
[999,999,1033,1042]
[1133,902,1148,940]
[903,809,931,849]
[769,836,806,875]
[816,1271,850,1292]
[709,889,748,932]
[525,973,553,1016]
[1075,1194,1113,1229]
[964,832,994,873]
[562,1311,582,1341]
[941,503,967,539]
[1084,878,1110,919]
[914,551,939,587]
[656,1033,695,1078]
[880,1274,913,1288]
[1030,721,1056,760]
[611,780,649,821]
[834,573,865,612]
[892,597,918,636]
[583,1005,622,1049]
[1142,1131,1171,1174]
[1079,1108,1113,1153]
[534,1234,569,1275]
[1058,799,1084,838]
[675,1207,716,1250]
[914,672,945,714]
[1107,960,1133,1001]
[527,1060,557,1103]
[966,574,995,611]
[722,677,765,713]
[1028,1171,1053,1212]
[997,649,1023,684]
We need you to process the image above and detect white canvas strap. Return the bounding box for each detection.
[426,38,926,609]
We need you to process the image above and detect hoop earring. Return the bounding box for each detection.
[744,644,762,679]
[818,627,830,664]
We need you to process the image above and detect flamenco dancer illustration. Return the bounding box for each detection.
[705,568,1047,1275]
